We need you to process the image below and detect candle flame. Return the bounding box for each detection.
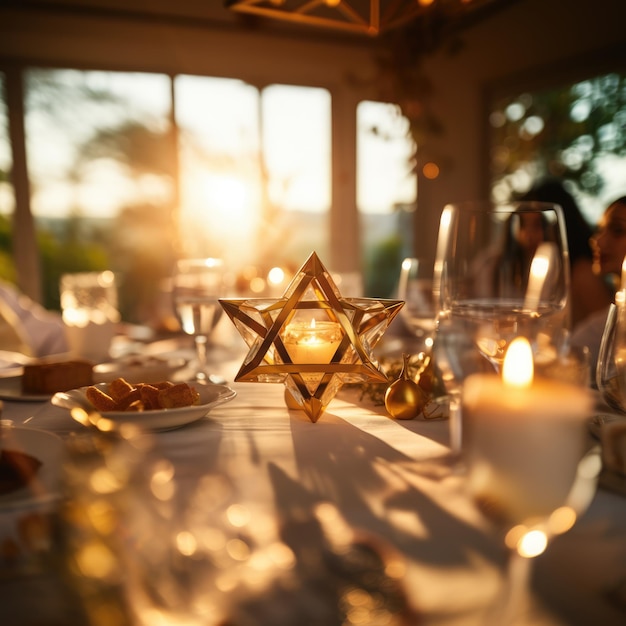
[621,255,626,292]
[502,337,533,388]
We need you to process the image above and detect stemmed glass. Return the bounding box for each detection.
[396,257,438,360]
[597,291,626,411]
[433,201,571,454]
[173,257,225,383]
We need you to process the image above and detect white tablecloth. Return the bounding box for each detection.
[2,374,626,625]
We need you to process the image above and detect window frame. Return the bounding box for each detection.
[1,58,367,303]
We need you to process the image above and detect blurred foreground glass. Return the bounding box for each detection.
[57,427,223,626]
[60,271,120,362]
[433,201,570,454]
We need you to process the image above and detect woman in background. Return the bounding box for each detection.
[522,178,613,328]
[571,196,626,373]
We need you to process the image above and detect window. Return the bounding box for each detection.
[261,84,331,265]
[175,78,331,273]
[357,100,417,297]
[23,68,174,317]
[176,75,261,263]
[489,71,626,225]
[4,67,336,321]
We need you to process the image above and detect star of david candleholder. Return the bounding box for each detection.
[219,252,404,422]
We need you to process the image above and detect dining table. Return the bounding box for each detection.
[1,327,626,626]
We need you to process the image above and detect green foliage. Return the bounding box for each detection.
[107,203,177,324]
[491,72,626,198]
[0,214,16,282]
[77,120,176,178]
[364,235,403,299]
[37,224,110,311]
[10,69,178,321]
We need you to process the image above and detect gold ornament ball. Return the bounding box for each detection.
[385,378,426,419]
[384,353,427,420]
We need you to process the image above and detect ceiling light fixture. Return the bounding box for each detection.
[224,0,444,36]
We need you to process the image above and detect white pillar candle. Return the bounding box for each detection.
[462,337,592,524]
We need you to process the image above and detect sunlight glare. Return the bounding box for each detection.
[183,168,259,252]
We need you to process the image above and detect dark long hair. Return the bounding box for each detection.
[520,178,593,265]
[497,208,553,296]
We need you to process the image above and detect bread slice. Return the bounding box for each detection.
[22,359,93,394]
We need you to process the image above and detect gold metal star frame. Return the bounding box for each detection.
[219,252,404,422]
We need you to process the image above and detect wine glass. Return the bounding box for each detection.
[173,257,225,383]
[462,338,601,625]
[433,201,570,453]
[437,200,570,369]
[396,257,438,360]
[596,291,626,413]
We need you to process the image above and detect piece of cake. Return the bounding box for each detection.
[21,359,93,394]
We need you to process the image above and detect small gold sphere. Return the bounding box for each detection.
[384,353,427,420]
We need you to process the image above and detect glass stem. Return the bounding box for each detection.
[194,335,208,380]
[449,395,463,456]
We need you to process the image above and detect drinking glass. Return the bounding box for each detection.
[396,257,438,359]
[173,258,225,383]
[433,201,570,453]
[597,291,626,412]
[60,270,120,362]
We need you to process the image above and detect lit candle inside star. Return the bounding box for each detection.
[282,318,343,364]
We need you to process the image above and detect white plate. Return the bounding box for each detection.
[50,382,236,432]
[0,354,188,402]
[93,355,187,384]
[0,425,63,510]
